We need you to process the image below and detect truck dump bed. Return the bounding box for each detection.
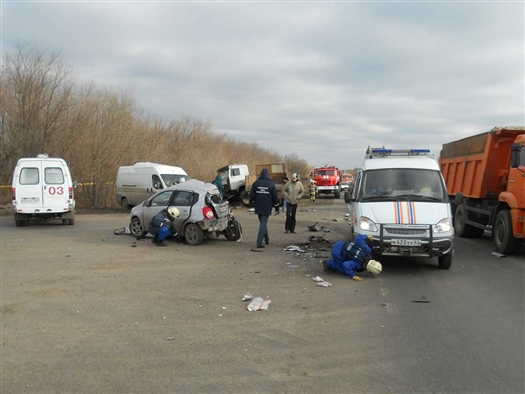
[244,163,287,204]
[440,126,525,199]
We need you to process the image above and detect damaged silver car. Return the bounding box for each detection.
[129,179,241,245]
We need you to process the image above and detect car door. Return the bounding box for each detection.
[170,189,195,232]
[140,190,175,229]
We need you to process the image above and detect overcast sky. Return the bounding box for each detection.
[3,1,524,169]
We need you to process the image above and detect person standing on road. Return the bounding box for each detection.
[308,179,317,202]
[249,168,280,249]
[148,207,181,246]
[323,234,382,281]
[282,173,304,233]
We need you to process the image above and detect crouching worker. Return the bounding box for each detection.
[148,207,180,247]
[323,234,382,281]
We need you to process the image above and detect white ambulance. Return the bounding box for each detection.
[12,154,77,226]
[345,148,454,269]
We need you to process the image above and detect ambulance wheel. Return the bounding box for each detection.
[69,219,75,225]
[438,250,453,269]
[184,223,204,245]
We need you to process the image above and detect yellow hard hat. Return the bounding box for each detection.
[366,260,382,275]
[168,207,180,218]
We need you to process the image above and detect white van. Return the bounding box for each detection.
[116,162,189,208]
[345,148,454,269]
[12,154,77,226]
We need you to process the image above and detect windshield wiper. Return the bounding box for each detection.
[396,194,442,202]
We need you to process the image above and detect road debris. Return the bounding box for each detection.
[165,337,176,340]
[247,297,271,311]
[241,293,253,301]
[412,296,430,303]
[491,252,506,258]
[312,276,324,282]
[283,245,306,253]
[316,281,332,287]
[308,222,324,232]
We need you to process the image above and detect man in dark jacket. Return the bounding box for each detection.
[148,207,180,246]
[249,168,280,249]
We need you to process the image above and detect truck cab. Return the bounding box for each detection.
[216,164,249,200]
[313,165,341,199]
[345,148,455,269]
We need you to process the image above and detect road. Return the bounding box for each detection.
[1,198,523,394]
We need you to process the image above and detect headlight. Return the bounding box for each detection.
[359,216,378,232]
[434,218,452,233]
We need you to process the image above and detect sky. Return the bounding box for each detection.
[2,1,524,169]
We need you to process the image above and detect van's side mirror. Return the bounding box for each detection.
[72,180,78,188]
[344,191,352,204]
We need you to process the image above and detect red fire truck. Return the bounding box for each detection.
[312,165,342,199]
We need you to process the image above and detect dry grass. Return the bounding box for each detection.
[1,45,312,208]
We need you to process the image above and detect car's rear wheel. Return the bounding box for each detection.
[69,219,75,225]
[62,219,68,225]
[184,223,204,245]
[225,219,242,241]
[130,217,147,238]
[15,220,23,227]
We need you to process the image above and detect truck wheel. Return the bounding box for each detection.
[334,191,341,199]
[225,219,241,241]
[130,217,147,238]
[454,204,474,237]
[493,210,520,255]
[121,197,129,209]
[184,223,204,245]
[438,250,453,269]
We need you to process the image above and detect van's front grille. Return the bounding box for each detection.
[384,227,428,236]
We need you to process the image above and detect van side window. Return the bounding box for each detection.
[149,191,173,207]
[20,168,39,185]
[152,175,163,190]
[45,168,65,184]
[231,168,240,176]
[173,191,193,207]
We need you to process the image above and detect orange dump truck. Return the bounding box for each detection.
[439,126,525,254]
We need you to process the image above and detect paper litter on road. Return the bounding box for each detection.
[312,276,324,282]
[316,281,332,288]
[284,245,306,253]
[247,297,271,311]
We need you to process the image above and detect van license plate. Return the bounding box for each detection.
[21,197,39,204]
[392,239,421,246]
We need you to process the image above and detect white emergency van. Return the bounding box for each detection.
[116,162,189,208]
[345,148,454,269]
[12,154,77,226]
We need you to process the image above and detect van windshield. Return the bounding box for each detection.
[162,174,190,187]
[359,169,447,202]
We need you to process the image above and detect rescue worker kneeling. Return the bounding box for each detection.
[148,207,180,247]
[323,234,382,281]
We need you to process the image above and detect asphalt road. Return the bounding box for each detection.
[1,198,524,394]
